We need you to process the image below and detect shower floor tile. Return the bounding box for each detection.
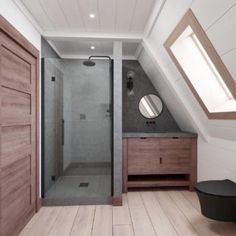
[63,166,111,176]
[45,175,111,199]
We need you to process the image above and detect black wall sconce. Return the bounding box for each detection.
[127,71,135,96]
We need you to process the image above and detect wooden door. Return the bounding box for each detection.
[0,17,39,236]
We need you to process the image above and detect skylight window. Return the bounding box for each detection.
[164,10,236,119]
[170,26,236,113]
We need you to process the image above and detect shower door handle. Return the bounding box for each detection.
[62,119,64,146]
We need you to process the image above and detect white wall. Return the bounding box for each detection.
[0,0,41,50]
[139,0,236,182]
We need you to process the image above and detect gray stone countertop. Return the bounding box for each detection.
[122,132,198,138]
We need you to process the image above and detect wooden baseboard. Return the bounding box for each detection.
[112,196,123,206]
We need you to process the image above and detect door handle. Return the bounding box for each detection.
[160,157,162,164]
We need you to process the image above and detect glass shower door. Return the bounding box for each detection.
[42,58,64,197]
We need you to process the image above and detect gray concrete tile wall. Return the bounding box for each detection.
[122,60,180,133]
[61,59,112,164]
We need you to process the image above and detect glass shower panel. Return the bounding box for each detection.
[42,58,64,196]
[42,58,112,204]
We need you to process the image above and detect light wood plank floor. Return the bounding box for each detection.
[19,191,236,236]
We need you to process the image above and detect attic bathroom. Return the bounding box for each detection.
[41,37,197,205]
[2,0,236,235]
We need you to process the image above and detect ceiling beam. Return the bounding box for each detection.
[43,32,143,43]
[143,0,167,38]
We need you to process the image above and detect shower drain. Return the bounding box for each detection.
[79,182,89,187]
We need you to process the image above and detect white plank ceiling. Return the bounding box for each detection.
[19,0,157,58]
[49,38,140,58]
[20,0,156,34]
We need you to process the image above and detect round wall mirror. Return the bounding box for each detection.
[139,94,163,119]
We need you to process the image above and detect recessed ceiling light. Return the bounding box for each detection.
[90,46,95,50]
[89,13,95,18]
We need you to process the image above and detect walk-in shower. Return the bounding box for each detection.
[42,56,113,205]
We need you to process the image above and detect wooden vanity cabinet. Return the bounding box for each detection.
[122,137,197,192]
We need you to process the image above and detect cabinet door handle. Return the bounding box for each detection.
[160,157,162,164]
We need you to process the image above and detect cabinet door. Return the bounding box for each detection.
[159,138,191,173]
[128,138,160,175]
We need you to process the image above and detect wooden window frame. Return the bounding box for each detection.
[164,9,236,119]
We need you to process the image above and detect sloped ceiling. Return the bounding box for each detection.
[138,0,236,142]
